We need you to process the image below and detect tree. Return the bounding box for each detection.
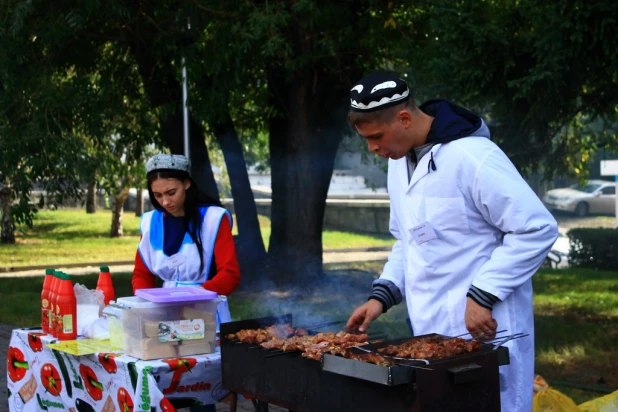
[0,1,224,240]
[398,0,618,179]
[192,0,408,286]
[0,184,15,244]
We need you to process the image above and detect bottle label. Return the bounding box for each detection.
[42,308,49,329]
[42,299,49,308]
[62,314,73,334]
[158,319,204,342]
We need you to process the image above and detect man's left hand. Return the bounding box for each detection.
[465,297,498,341]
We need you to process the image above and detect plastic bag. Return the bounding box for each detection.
[74,283,105,336]
[533,375,580,412]
[84,317,110,340]
[579,389,618,412]
[533,388,581,412]
[74,283,105,307]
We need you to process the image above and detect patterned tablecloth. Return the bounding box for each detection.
[7,328,228,412]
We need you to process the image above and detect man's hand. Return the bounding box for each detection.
[465,297,498,341]
[346,299,384,333]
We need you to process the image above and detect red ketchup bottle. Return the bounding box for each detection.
[56,273,77,340]
[41,268,54,333]
[49,271,61,337]
[96,265,115,305]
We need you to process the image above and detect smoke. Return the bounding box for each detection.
[229,262,410,338]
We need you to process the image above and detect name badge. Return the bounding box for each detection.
[410,222,437,244]
[166,254,186,268]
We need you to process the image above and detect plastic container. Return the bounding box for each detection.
[41,269,54,333]
[96,266,115,305]
[56,273,77,340]
[103,302,127,350]
[136,287,218,302]
[117,290,219,360]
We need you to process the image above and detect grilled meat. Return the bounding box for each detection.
[346,352,393,367]
[225,323,301,343]
[226,325,373,361]
[377,336,480,360]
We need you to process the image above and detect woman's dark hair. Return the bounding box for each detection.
[147,169,222,273]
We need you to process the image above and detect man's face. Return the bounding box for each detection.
[355,116,411,160]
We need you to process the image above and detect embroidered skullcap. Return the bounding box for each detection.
[146,154,191,175]
[350,72,410,112]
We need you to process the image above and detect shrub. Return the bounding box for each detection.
[567,228,618,270]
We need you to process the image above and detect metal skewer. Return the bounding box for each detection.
[490,333,529,349]
[450,329,508,341]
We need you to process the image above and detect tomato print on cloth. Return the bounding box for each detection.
[7,328,225,411]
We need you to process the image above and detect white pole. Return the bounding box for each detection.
[615,175,618,228]
[182,56,190,159]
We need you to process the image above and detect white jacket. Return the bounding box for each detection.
[381,125,558,411]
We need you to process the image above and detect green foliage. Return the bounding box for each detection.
[0,210,142,267]
[567,228,618,270]
[400,0,618,179]
[0,0,161,233]
[533,268,618,401]
[0,209,394,267]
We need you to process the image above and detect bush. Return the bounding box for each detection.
[567,228,618,270]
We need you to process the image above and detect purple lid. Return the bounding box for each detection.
[136,287,218,303]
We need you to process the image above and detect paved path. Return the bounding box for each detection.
[0,249,391,278]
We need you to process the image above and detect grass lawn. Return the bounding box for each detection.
[1,263,616,405]
[0,209,395,267]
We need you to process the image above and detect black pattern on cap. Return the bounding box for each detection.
[350,72,410,112]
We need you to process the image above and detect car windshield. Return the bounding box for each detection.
[570,183,601,193]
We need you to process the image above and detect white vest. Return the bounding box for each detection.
[138,206,232,288]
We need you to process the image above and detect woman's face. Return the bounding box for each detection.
[150,178,191,217]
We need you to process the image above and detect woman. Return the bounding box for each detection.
[132,155,236,412]
[132,153,240,296]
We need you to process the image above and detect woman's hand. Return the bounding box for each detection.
[346,299,383,333]
[465,297,498,341]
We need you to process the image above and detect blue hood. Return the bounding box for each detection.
[420,99,490,144]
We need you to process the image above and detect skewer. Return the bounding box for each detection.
[449,329,507,341]
[491,333,529,350]
[485,332,527,344]
[397,362,433,370]
[390,356,430,365]
[349,345,432,365]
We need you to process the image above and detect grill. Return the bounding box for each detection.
[221,315,510,412]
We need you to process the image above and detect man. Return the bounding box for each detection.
[345,72,558,411]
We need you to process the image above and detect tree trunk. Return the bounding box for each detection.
[128,39,220,203]
[135,188,144,217]
[161,111,221,203]
[110,187,130,237]
[266,67,350,287]
[0,185,15,244]
[212,111,267,282]
[86,180,97,214]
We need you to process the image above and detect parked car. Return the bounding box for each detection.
[542,179,616,217]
